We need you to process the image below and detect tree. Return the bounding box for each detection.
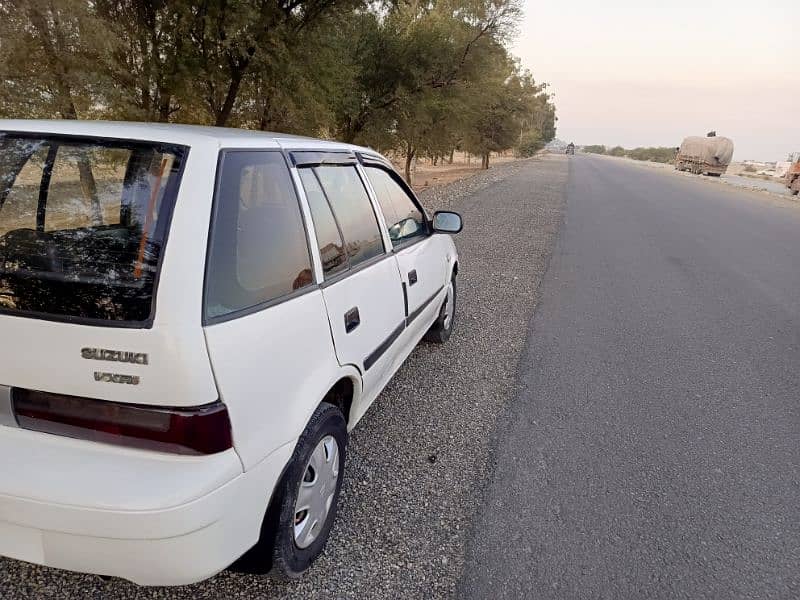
[513,69,555,158]
[333,0,522,146]
[583,145,606,154]
[0,0,115,219]
[627,147,675,163]
[0,0,557,171]
[462,58,554,169]
[517,131,543,157]
[0,0,115,120]
[462,66,524,168]
[93,0,193,122]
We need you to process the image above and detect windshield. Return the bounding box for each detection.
[0,133,186,324]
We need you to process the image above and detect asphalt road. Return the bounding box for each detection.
[461,155,800,599]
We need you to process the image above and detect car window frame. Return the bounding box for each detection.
[357,154,431,252]
[0,130,189,329]
[293,159,392,289]
[297,166,351,278]
[202,148,319,326]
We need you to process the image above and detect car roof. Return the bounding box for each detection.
[0,119,378,155]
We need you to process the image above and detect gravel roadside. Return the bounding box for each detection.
[0,155,569,600]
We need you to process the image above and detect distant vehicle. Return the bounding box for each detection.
[674,134,734,176]
[786,153,800,196]
[566,143,575,155]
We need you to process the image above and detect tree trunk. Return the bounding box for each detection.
[27,3,103,223]
[404,145,415,185]
[158,94,172,122]
[214,54,251,127]
[482,152,490,169]
[448,148,454,164]
[140,83,151,116]
[215,73,244,126]
[432,155,438,166]
[78,158,103,224]
[258,92,273,131]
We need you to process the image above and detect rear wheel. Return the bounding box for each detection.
[236,402,347,580]
[424,275,457,344]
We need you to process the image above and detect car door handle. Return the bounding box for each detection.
[344,307,360,333]
[408,270,418,286]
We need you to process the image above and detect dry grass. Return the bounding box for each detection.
[390,151,519,192]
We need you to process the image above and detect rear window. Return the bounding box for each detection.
[0,133,186,324]
[204,151,314,321]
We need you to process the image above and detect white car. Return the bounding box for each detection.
[0,120,461,585]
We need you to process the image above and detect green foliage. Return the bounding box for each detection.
[516,131,544,157]
[0,0,117,119]
[583,145,606,154]
[582,144,676,163]
[626,147,676,163]
[0,0,556,181]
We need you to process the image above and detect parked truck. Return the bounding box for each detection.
[675,134,734,176]
[785,152,800,196]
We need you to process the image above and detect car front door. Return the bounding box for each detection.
[362,164,449,334]
[295,158,406,400]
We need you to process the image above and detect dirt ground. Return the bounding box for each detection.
[389,152,520,192]
[726,162,774,180]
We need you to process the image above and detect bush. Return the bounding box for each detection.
[608,146,626,157]
[583,145,606,154]
[517,131,544,157]
[627,147,676,163]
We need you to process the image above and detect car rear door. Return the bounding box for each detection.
[294,154,406,398]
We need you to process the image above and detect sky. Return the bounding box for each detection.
[512,0,799,162]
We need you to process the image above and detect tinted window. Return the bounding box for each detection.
[0,134,185,323]
[313,166,384,267]
[205,151,313,320]
[365,166,426,244]
[298,169,348,277]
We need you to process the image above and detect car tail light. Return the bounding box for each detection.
[11,388,233,455]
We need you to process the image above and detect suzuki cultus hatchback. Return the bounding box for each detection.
[0,120,462,585]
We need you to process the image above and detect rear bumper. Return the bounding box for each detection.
[0,427,294,586]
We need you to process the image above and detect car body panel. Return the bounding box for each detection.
[202,289,353,470]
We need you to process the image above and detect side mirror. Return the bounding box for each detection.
[432,211,463,234]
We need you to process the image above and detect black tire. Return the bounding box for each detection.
[424,275,457,344]
[234,402,347,580]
